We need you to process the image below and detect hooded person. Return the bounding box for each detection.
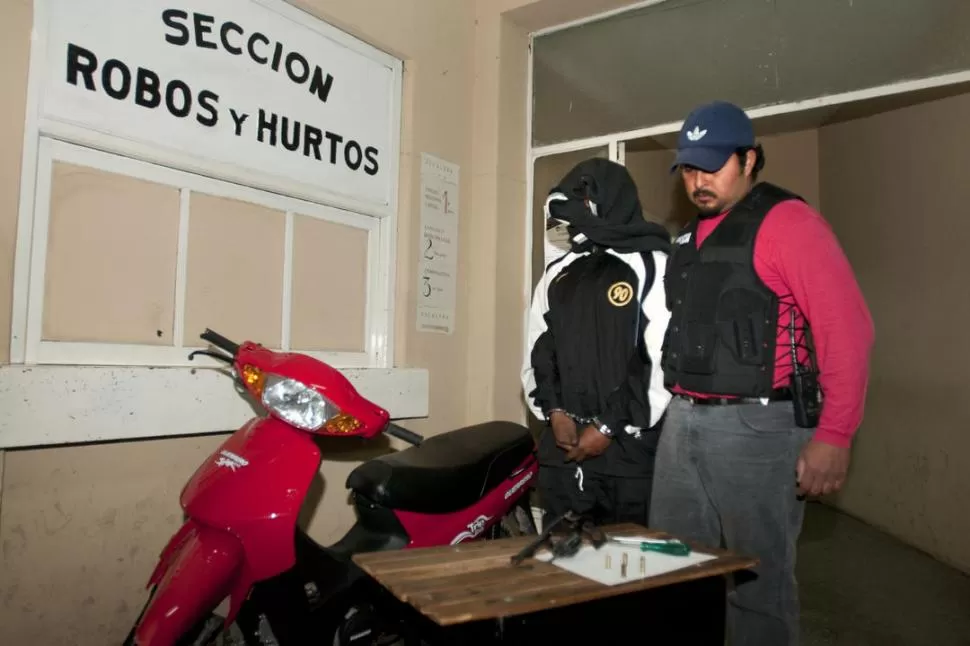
[521,157,674,529]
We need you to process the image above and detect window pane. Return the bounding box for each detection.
[289,214,369,353]
[183,193,284,348]
[532,0,970,146]
[43,162,179,344]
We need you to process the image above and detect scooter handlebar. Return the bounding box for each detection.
[200,329,240,356]
[385,422,424,446]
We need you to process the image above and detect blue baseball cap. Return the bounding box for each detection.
[670,101,755,173]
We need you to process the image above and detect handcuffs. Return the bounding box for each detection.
[548,409,613,438]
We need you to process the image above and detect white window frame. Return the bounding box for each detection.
[10,0,404,371]
[23,137,387,369]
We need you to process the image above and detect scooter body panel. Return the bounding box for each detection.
[395,453,538,547]
[134,520,243,646]
[180,416,321,583]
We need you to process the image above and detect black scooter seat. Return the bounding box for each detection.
[346,421,536,514]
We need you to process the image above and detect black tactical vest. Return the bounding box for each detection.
[661,182,804,396]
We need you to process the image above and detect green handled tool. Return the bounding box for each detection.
[608,535,692,556]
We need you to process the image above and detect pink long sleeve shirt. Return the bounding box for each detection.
[674,197,875,448]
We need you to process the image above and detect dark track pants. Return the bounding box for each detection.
[538,466,656,528]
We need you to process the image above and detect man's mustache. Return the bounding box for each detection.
[692,189,717,200]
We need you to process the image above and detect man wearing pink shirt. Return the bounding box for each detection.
[652,100,875,646]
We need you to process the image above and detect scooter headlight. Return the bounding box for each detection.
[260,374,336,431]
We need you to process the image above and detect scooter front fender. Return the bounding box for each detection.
[133,520,244,646]
[180,416,321,582]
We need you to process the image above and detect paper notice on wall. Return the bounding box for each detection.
[417,153,459,334]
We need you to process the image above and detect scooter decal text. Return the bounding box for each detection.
[214,450,249,472]
[449,514,492,545]
[504,470,533,500]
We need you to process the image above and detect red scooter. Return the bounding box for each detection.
[125,329,539,645]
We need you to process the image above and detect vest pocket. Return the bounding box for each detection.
[718,288,769,365]
[680,320,717,374]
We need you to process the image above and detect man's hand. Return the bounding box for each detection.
[796,440,851,497]
[565,425,612,463]
[550,411,579,450]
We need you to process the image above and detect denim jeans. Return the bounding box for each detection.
[649,396,814,646]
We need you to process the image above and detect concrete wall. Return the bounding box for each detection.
[818,90,970,575]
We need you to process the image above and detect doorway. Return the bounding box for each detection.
[521,0,970,604]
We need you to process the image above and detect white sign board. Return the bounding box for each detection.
[416,154,460,335]
[37,0,398,211]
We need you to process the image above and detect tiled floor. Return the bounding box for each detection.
[799,503,970,646]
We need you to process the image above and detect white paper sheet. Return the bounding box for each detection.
[416,153,459,334]
[534,543,717,586]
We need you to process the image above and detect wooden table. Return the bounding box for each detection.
[353,523,758,644]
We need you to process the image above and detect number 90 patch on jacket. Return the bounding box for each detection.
[608,281,634,307]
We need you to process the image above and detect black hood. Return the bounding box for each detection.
[545,158,671,255]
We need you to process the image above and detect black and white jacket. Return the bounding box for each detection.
[521,243,672,473]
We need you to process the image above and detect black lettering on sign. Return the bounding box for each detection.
[159,12,337,104]
[304,125,323,160]
[281,117,300,152]
[258,108,277,146]
[364,146,380,176]
[197,90,219,127]
[63,43,220,128]
[220,22,243,55]
[250,110,382,177]
[230,108,248,136]
[66,43,98,90]
[102,59,131,100]
[309,69,334,103]
[285,52,309,84]
[166,80,192,118]
[324,131,343,164]
[135,68,161,108]
[193,13,218,50]
[344,140,362,171]
[248,32,269,64]
[271,42,284,72]
[162,9,190,46]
